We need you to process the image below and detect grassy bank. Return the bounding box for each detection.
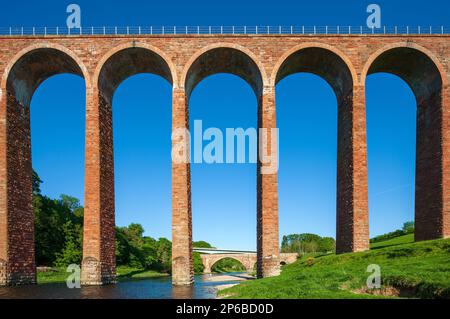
[37,266,168,284]
[219,236,450,299]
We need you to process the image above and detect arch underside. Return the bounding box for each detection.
[6,48,84,107]
[367,47,444,241]
[184,47,263,100]
[275,47,353,106]
[98,47,173,105]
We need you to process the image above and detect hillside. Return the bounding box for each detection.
[219,236,450,299]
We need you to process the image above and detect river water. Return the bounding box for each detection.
[0,273,244,299]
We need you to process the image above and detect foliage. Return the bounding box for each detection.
[32,170,214,276]
[220,237,450,299]
[193,252,205,273]
[193,241,213,248]
[370,221,415,243]
[281,233,336,254]
[211,258,246,273]
[34,170,84,267]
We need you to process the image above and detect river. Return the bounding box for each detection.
[0,273,245,299]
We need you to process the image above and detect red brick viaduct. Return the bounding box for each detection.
[0,33,448,286]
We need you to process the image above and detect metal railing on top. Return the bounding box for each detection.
[0,25,449,36]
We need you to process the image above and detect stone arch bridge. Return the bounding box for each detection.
[0,32,448,287]
[200,252,298,274]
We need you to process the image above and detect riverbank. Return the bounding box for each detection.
[37,266,169,284]
[219,236,450,299]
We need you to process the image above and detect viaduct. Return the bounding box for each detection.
[0,31,448,286]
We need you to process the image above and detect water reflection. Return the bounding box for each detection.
[0,274,243,299]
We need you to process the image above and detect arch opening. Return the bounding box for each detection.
[99,48,174,276]
[112,74,173,273]
[190,74,257,266]
[275,47,354,254]
[365,47,444,241]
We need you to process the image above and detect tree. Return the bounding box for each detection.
[402,221,415,233]
[32,169,43,195]
[193,252,204,273]
[281,233,336,254]
[193,241,213,248]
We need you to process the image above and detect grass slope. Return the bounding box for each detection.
[219,237,450,299]
[370,233,414,249]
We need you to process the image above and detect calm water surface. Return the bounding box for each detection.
[0,273,244,299]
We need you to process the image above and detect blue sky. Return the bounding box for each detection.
[2,0,448,250]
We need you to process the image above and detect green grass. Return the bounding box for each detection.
[219,237,450,299]
[370,233,414,249]
[37,266,168,284]
[37,269,72,284]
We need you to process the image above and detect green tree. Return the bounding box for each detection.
[402,221,415,233]
[193,252,205,273]
[193,241,213,248]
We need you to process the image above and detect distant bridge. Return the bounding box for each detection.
[193,248,298,274]
[193,247,256,254]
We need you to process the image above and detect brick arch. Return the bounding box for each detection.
[180,43,268,99]
[1,43,91,107]
[269,43,367,254]
[362,42,449,241]
[0,43,90,286]
[93,42,177,105]
[270,43,356,105]
[361,42,448,87]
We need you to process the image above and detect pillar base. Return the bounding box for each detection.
[0,260,36,286]
[81,257,116,286]
[257,255,280,278]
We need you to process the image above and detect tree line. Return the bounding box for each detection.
[33,171,208,274]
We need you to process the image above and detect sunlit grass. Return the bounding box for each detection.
[219,237,450,299]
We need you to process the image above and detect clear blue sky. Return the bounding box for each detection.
[2,0,448,250]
